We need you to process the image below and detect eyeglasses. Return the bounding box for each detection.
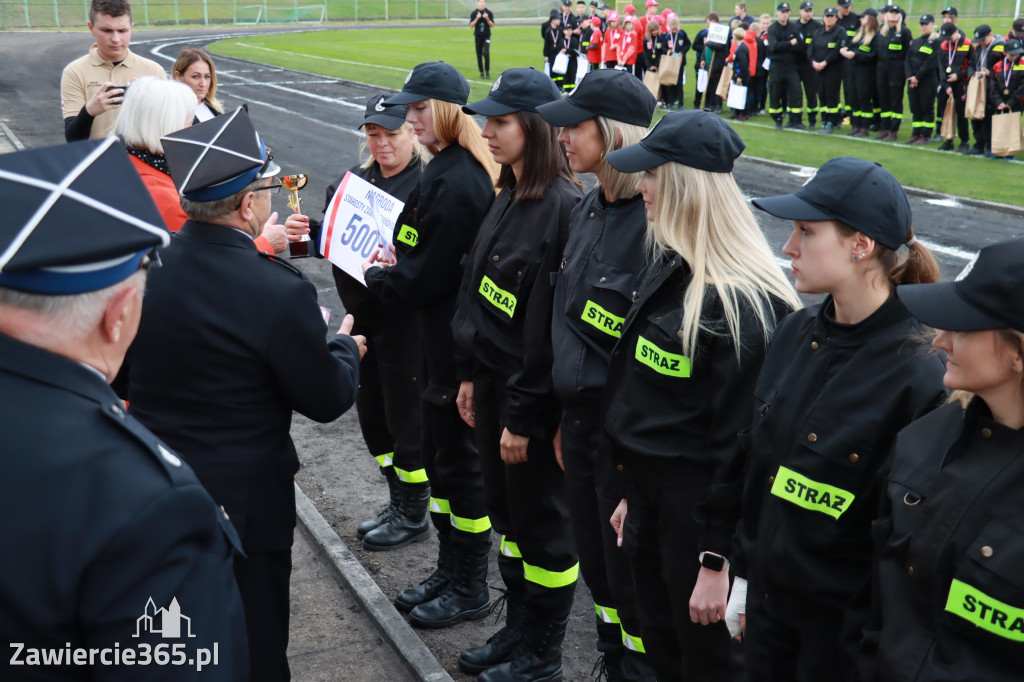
[252,182,283,195]
[139,248,162,272]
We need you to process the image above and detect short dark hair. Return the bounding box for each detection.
[495,111,579,201]
[90,0,132,23]
[707,12,720,21]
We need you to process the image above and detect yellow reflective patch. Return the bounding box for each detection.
[635,335,691,378]
[595,604,621,624]
[479,275,517,318]
[524,561,579,588]
[582,300,625,338]
[828,42,837,47]
[920,46,934,53]
[888,43,903,50]
[396,224,418,247]
[395,466,429,483]
[945,579,1024,642]
[622,627,646,653]
[429,497,451,514]
[450,513,492,534]
[770,465,855,520]
[858,44,871,52]
[500,535,522,558]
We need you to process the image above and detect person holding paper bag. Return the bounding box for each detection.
[363,62,500,627]
[935,21,973,152]
[602,110,799,682]
[659,14,690,110]
[987,38,1024,159]
[729,27,755,119]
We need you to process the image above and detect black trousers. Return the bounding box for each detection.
[621,459,738,682]
[850,63,878,129]
[769,64,803,123]
[473,367,577,616]
[562,55,578,92]
[816,66,843,126]
[476,34,491,74]
[937,81,969,143]
[562,408,654,679]
[971,113,992,151]
[235,550,292,682]
[705,63,725,109]
[907,77,938,137]
[876,61,906,131]
[797,65,819,122]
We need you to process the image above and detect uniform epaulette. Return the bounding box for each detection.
[258,251,303,276]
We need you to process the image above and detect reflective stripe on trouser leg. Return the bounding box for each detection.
[622,625,647,654]
[596,603,621,625]
[374,452,395,469]
[394,466,429,483]
[500,535,522,558]
[429,496,451,516]
[523,561,579,589]
[450,512,492,535]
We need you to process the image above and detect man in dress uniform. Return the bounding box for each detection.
[0,138,248,680]
[124,108,365,681]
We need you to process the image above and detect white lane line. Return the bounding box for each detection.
[916,238,975,261]
[221,93,365,138]
[0,119,25,151]
[925,198,963,208]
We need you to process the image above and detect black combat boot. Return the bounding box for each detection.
[356,467,400,538]
[361,481,431,551]
[457,591,526,675]
[478,614,569,682]
[394,533,454,612]
[409,547,490,628]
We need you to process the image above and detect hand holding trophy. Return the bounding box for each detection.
[282,173,310,258]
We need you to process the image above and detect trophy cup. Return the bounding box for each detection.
[282,173,311,259]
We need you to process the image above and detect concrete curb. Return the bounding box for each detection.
[741,154,1024,218]
[295,485,454,682]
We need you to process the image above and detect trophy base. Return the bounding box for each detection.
[289,236,312,259]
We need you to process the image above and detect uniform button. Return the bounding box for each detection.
[600,276,607,283]
[220,505,230,521]
[760,405,769,416]
[109,404,124,418]
[768,475,775,485]
[616,464,624,472]
[810,341,819,350]
[981,428,992,439]
[631,291,639,302]
[573,419,581,427]
[907,566,914,577]
[516,271,522,278]
[980,545,994,558]
[849,453,859,463]
[157,444,182,467]
[441,394,447,400]
[676,331,684,339]
[807,433,818,443]
[589,212,596,219]
[613,351,621,357]
[655,315,663,320]
[492,255,499,262]
[411,377,417,382]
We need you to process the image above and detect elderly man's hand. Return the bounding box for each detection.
[337,314,367,359]
[261,212,288,254]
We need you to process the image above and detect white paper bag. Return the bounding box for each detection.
[576,62,588,85]
[697,67,709,93]
[552,52,570,75]
[762,57,771,70]
[544,61,551,76]
[727,83,748,110]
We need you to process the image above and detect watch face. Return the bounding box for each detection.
[702,554,726,571]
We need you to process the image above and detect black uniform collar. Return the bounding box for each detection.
[815,293,913,344]
[365,158,422,185]
[0,331,119,406]
[597,189,643,209]
[177,220,260,250]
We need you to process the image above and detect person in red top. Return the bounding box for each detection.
[586,16,604,69]
[603,11,622,67]
[936,21,972,152]
[619,17,640,75]
[637,0,659,38]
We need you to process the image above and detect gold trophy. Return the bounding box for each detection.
[282,173,311,259]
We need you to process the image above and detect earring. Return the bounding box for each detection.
[852,254,861,262]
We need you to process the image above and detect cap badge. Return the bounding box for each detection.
[955,254,978,282]
[491,75,502,92]
[405,69,415,84]
[374,99,386,112]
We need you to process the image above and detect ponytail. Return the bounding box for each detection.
[888,228,940,286]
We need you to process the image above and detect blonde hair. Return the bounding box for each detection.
[647,162,801,359]
[594,115,648,201]
[880,11,902,35]
[114,77,196,154]
[428,99,500,186]
[854,14,878,43]
[359,122,424,171]
[172,48,223,114]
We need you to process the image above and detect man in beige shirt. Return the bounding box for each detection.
[61,0,165,141]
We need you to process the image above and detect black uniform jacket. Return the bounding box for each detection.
[863,398,1024,681]
[453,175,582,439]
[660,28,691,65]
[876,26,912,66]
[733,44,752,85]
[809,23,845,66]
[366,144,494,402]
[639,37,664,72]
[733,297,945,615]
[937,35,972,82]
[126,221,360,552]
[767,20,804,65]
[850,33,879,67]
[543,24,564,61]
[905,35,940,81]
[603,253,793,555]
[988,57,1024,111]
[797,19,823,66]
[837,10,861,45]
[0,333,248,680]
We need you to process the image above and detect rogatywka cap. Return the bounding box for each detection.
[605,109,745,173]
[464,68,562,116]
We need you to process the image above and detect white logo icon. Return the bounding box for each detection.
[134,597,196,638]
[405,69,414,84]
[955,254,978,282]
[374,99,386,112]
[491,75,502,91]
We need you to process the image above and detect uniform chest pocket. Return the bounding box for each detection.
[631,312,692,386]
[943,517,1024,646]
[477,257,528,325]
[569,268,635,342]
[794,409,880,472]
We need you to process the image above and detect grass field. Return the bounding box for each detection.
[209,22,1022,204]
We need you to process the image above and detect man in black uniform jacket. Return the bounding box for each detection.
[470,0,495,78]
[835,0,860,122]
[0,138,248,681]
[126,109,365,682]
[768,2,808,128]
[796,2,823,126]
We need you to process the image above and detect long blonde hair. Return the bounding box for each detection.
[854,14,878,44]
[648,162,801,359]
[595,116,648,200]
[359,122,424,170]
[880,11,902,36]
[428,99,500,186]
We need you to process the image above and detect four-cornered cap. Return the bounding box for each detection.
[605,109,745,173]
[0,138,169,294]
[800,2,813,10]
[464,68,561,116]
[898,239,1024,332]
[162,107,279,203]
[973,24,992,39]
[535,68,656,127]
[941,5,957,14]
[824,7,838,16]
[778,2,791,10]
[384,62,471,107]
[919,13,934,23]
[939,21,956,35]
[1006,38,1024,55]
[752,157,910,250]
[360,94,408,131]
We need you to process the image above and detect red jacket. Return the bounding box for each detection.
[619,30,639,65]
[604,27,622,61]
[588,27,604,64]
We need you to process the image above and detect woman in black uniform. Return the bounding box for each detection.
[874,6,912,140]
[722,157,946,681]
[452,67,583,682]
[602,110,800,682]
[534,68,658,681]
[363,62,500,627]
[904,14,939,144]
[862,238,1024,681]
[840,8,879,137]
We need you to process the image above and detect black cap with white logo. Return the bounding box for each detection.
[384,62,471,106]
[359,94,408,130]
[919,13,934,23]
[464,68,562,116]
[535,68,656,128]
[824,7,838,16]
[941,5,957,15]
[778,2,791,10]
[799,2,813,10]
[605,109,745,173]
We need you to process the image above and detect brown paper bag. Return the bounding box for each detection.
[940,97,956,140]
[658,54,683,85]
[642,69,661,98]
[965,74,987,120]
[991,111,1024,157]
[715,64,734,99]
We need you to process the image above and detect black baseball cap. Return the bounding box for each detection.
[973,24,991,39]
[1006,38,1024,55]
[752,157,910,250]
[535,69,656,127]
[0,139,169,294]
[550,8,561,18]
[778,2,791,10]
[799,1,813,9]
[824,7,837,15]
[862,8,877,17]
[836,0,851,6]
[464,68,562,116]
[385,62,471,106]
[359,94,407,130]
[941,5,957,14]
[898,239,1024,332]
[605,109,745,173]
[939,21,956,36]
[1014,17,1024,32]
[919,13,934,23]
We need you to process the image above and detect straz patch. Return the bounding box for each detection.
[634,336,690,378]
[479,275,517,318]
[770,466,855,520]
[582,300,624,338]
[396,224,418,247]
[945,579,1024,642]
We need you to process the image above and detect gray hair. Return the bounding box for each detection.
[179,177,263,223]
[114,77,197,154]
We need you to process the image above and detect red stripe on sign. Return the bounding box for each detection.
[323,172,352,258]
